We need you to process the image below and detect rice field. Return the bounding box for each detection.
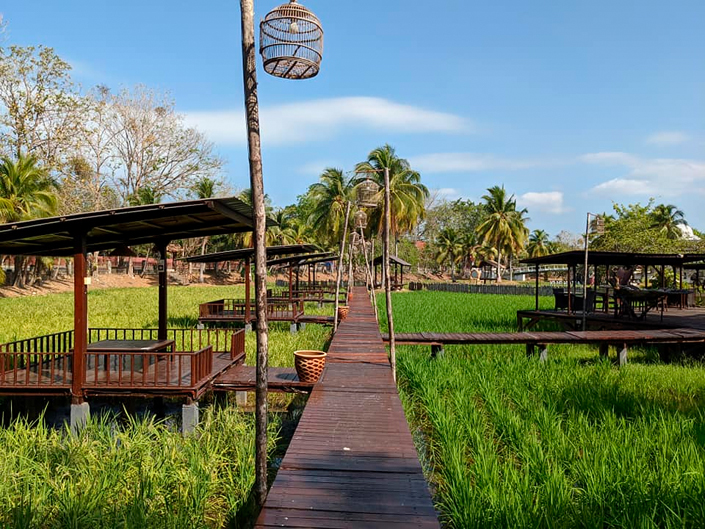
[0,284,333,527]
[380,291,705,528]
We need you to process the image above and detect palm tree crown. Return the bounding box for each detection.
[0,154,58,222]
[526,229,550,258]
[476,185,528,282]
[307,168,354,246]
[354,144,429,243]
[650,204,686,240]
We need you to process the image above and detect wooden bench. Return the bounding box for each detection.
[382,328,705,366]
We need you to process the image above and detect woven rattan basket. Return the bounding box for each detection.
[337,305,350,321]
[293,350,327,383]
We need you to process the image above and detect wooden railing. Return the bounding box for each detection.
[199,299,305,321]
[82,345,213,389]
[89,327,239,354]
[230,329,246,361]
[0,328,241,391]
[0,351,72,388]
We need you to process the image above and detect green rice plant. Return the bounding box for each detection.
[385,291,705,528]
[0,407,280,528]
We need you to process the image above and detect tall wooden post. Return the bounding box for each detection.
[157,240,169,340]
[383,167,396,382]
[245,256,251,324]
[288,263,293,300]
[239,0,269,505]
[534,263,539,311]
[72,234,88,401]
[334,201,352,333]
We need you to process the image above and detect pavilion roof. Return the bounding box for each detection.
[185,244,319,263]
[267,251,335,267]
[372,255,412,267]
[0,197,268,257]
[521,250,705,267]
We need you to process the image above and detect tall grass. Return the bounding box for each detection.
[0,407,278,528]
[0,285,332,527]
[383,291,705,528]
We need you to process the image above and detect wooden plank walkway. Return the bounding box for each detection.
[256,287,439,528]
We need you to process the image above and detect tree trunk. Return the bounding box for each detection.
[240,0,269,507]
[496,251,502,283]
[334,202,351,332]
[383,167,396,382]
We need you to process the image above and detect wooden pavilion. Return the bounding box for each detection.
[186,245,329,328]
[518,250,705,330]
[373,255,411,290]
[267,252,343,304]
[0,197,266,431]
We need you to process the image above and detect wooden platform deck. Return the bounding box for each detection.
[214,366,314,393]
[255,287,439,528]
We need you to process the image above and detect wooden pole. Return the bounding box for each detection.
[333,201,352,332]
[157,240,169,340]
[288,262,293,300]
[72,234,88,402]
[535,263,539,311]
[239,0,268,506]
[245,256,251,324]
[383,167,397,382]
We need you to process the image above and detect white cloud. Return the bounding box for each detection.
[582,151,705,197]
[297,160,338,176]
[646,131,690,146]
[183,97,469,146]
[434,187,461,201]
[409,152,558,173]
[518,191,567,214]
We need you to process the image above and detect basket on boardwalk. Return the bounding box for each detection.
[294,350,327,382]
[337,305,350,321]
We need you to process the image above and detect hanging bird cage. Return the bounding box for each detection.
[356,178,379,208]
[354,209,368,230]
[592,215,605,235]
[260,0,324,80]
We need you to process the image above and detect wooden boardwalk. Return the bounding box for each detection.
[255,287,439,528]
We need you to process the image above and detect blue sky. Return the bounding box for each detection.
[2,1,704,236]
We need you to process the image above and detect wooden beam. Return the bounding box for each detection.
[72,233,88,401]
[157,240,169,340]
[207,199,255,227]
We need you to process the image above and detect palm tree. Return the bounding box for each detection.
[650,204,687,240]
[435,227,463,281]
[476,185,528,283]
[0,154,58,222]
[0,154,58,286]
[307,168,354,247]
[192,177,219,282]
[526,229,550,258]
[355,144,429,255]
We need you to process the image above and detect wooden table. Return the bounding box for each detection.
[615,289,667,320]
[87,339,175,353]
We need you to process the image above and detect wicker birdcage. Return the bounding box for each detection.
[260,0,323,80]
[356,178,379,208]
[354,209,368,229]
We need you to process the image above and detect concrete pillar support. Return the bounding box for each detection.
[618,344,628,367]
[182,400,199,435]
[245,323,253,332]
[539,345,548,363]
[236,391,248,407]
[290,322,298,334]
[70,401,90,434]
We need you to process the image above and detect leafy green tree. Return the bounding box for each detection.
[355,144,429,254]
[476,185,528,282]
[592,201,702,253]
